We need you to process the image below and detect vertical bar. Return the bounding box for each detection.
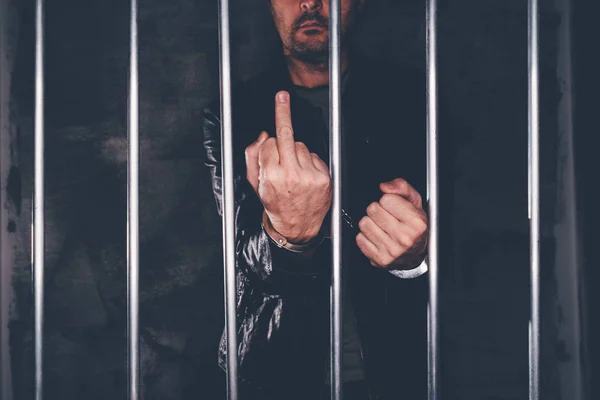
[127,0,140,397]
[329,0,342,399]
[528,0,540,398]
[425,0,439,398]
[33,0,45,398]
[217,0,238,398]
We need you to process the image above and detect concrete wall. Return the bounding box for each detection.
[1,0,20,397]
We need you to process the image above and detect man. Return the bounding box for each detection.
[203,0,431,398]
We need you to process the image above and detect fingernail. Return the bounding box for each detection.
[277,91,289,103]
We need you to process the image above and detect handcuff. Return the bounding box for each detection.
[262,209,428,278]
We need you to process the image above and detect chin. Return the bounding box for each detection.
[293,49,329,64]
[295,39,328,53]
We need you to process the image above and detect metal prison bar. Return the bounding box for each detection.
[426,0,439,397]
[31,0,145,398]
[328,0,343,398]
[128,0,141,398]
[529,0,541,398]
[26,1,540,400]
[217,0,238,398]
[33,0,45,399]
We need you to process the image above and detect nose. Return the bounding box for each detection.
[300,0,322,12]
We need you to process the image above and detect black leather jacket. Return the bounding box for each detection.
[203,56,429,400]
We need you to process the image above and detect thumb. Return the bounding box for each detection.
[245,131,269,193]
[380,178,422,209]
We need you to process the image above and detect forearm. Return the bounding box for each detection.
[203,105,329,291]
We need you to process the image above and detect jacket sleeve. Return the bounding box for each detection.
[202,106,331,296]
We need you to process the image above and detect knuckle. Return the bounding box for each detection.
[295,141,308,151]
[415,218,428,234]
[355,233,364,245]
[315,172,331,186]
[380,194,395,207]
[378,253,392,267]
[278,125,293,136]
[258,139,273,157]
[285,170,299,186]
[390,244,403,259]
[305,171,318,185]
[366,202,379,216]
[261,166,275,182]
[300,172,313,187]
[394,178,408,188]
[358,216,369,231]
[397,232,414,248]
[262,137,275,147]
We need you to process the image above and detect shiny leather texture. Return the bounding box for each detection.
[203,55,431,399]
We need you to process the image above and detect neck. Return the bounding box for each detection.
[285,52,350,88]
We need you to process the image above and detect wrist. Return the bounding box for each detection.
[262,211,324,252]
[264,211,322,244]
[390,246,428,271]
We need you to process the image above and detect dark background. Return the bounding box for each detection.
[1,0,597,399]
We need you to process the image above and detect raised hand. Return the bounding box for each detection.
[245,91,332,244]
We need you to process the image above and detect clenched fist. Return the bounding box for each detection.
[245,91,332,244]
[356,178,428,269]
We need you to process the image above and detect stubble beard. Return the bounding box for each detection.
[287,31,329,65]
[274,2,360,66]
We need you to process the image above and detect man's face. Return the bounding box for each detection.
[270,0,364,64]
